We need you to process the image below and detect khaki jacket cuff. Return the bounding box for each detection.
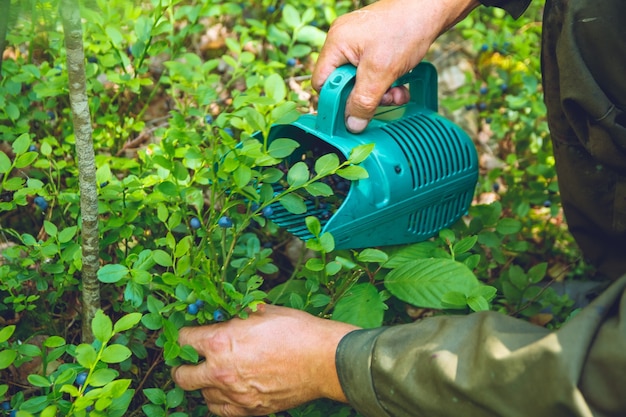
[336,327,390,416]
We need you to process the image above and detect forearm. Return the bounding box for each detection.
[337,274,626,417]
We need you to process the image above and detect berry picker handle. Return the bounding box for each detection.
[315,62,438,137]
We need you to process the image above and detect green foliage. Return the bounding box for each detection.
[0,1,587,416]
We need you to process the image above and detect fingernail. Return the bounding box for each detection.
[346,116,368,133]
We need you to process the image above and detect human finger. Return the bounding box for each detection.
[171,361,218,392]
[344,58,409,133]
[380,86,411,106]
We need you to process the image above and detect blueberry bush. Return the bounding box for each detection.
[0,1,592,416]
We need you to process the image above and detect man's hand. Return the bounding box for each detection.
[171,304,360,417]
[312,0,480,133]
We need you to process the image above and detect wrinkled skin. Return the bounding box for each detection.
[312,0,480,133]
[172,305,359,417]
[173,1,482,415]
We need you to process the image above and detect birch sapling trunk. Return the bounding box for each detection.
[60,0,101,343]
[0,0,10,80]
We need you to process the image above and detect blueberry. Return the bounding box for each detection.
[250,202,260,212]
[47,111,56,120]
[262,206,274,217]
[464,104,475,110]
[190,217,201,229]
[479,86,488,95]
[100,181,108,188]
[224,127,234,136]
[205,114,213,124]
[76,371,88,386]
[492,182,500,193]
[267,5,276,13]
[477,102,487,111]
[485,117,492,124]
[500,83,508,91]
[187,303,199,315]
[543,200,552,208]
[9,410,16,417]
[1,402,10,410]
[213,309,226,322]
[34,196,48,210]
[218,216,233,228]
[286,58,296,67]
[194,299,204,308]
[87,56,98,63]
[28,144,38,152]
[480,44,489,52]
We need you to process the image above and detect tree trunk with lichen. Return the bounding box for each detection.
[60,0,100,344]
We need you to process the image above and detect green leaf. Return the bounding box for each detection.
[452,235,478,255]
[496,218,522,235]
[508,265,528,290]
[44,220,58,237]
[305,216,321,236]
[356,248,388,264]
[105,26,124,45]
[527,262,548,284]
[282,4,301,28]
[287,162,309,187]
[268,138,299,158]
[75,344,97,369]
[305,258,325,272]
[90,368,118,387]
[93,310,113,343]
[467,295,490,312]
[348,143,374,165]
[12,133,30,155]
[441,291,468,308]
[336,165,368,180]
[319,232,335,253]
[166,387,184,409]
[43,336,65,348]
[98,264,130,284]
[383,241,437,268]
[0,325,16,343]
[27,374,50,388]
[58,226,78,244]
[333,283,386,328]
[113,313,143,333]
[143,388,166,405]
[233,165,252,188]
[296,25,326,47]
[264,73,286,102]
[0,151,11,174]
[156,181,178,197]
[304,182,333,197]
[100,344,132,363]
[14,152,37,169]
[124,281,144,308]
[384,258,479,309]
[325,260,342,276]
[153,250,173,267]
[314,153,339,176]
[279,194,307,214]
[0,350,17,370]
[261,167,284,183]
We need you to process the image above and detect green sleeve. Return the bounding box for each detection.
[336,274,626,417]
[477,0,532,18]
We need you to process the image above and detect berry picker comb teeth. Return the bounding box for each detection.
[257,62,478,250]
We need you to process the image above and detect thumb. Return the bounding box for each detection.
[345,61,399,133]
